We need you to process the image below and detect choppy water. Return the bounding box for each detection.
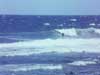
[0,15,100,75]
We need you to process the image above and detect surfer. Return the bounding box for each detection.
[61,33,65,37]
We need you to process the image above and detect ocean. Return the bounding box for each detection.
[0,15,100,75]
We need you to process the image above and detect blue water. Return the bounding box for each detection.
[0,15,100,33]
[0,15,100,75]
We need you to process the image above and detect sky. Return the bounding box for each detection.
[0,0,100,15]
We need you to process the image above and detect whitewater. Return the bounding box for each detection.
[0,28,100,56]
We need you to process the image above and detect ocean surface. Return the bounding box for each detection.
[0,15,100,75]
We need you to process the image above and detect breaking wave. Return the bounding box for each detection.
[0,38,100,56]
[0,28,100,56]
[55,28,100,38]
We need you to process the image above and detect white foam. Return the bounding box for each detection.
[56,28,100,38]
[70,18,77,22]
[0,64,62,72]
[82,28,100,34]
[0,38,100,56]
[94,29,100,34]
[0,28,100,56]
[89,23,96,26]
[68,61,96,66]
[43,23,50,26]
